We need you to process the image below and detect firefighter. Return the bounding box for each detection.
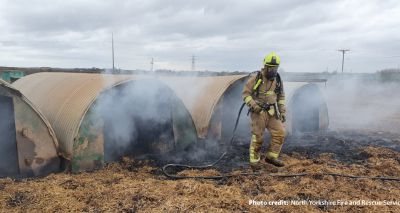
[242,52,286,167]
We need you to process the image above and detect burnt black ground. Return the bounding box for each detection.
[283,130,400,163]
[137,130,400,174]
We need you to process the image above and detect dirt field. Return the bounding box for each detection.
[1,130,400,212]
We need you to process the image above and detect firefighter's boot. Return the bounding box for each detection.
[264,155,285,167]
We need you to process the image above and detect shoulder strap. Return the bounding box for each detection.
[274,73,283,95]
[252,71,262,96]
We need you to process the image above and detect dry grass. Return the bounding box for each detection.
[1,146,400,213]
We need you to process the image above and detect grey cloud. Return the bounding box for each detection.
[0,0,399,71]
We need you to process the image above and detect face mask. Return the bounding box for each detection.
[265,67,278,80]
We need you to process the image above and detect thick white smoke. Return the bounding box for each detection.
[93,72,178,161]
[93,71,227,163]
[323,74,400,133]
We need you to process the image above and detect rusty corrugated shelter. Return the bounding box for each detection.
[159,75,329,143]
[13,73,197,172]
[159,75,248,138]
[0,79,60,177]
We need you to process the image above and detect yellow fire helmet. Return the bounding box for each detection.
[263,52,280,67]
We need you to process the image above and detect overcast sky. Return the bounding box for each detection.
[0,0,399,72]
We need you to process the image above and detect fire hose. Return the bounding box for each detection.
[162,152,261,180]
[161,151,400,181]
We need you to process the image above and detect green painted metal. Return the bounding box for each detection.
[1,71,25,83]
[70,93,197,173]
[172,99,198,150]
[71,106,104,173]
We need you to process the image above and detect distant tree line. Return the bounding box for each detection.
[378,68,400,82]
[2,66,400,83]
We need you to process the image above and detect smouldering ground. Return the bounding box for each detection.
[1,131,400,212]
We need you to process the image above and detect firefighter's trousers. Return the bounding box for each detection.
[249,110,286,163]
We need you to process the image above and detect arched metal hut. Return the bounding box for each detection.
[159,75,329,143]
[13,73,197,172]
[0,79,60,177]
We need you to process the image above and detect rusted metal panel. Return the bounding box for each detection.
[0,79,60,177]
[13,73,135,159]
[14,73,198,172]
[14,97,60,176]
[159,75,248,138]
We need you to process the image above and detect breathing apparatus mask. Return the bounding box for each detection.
[263,66,278,80]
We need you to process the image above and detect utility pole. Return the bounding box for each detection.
[338,49,350,73]
[150,57,154,72]
[191,55,196,71]
[112,33,115,72]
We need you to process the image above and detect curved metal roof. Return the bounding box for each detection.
[1,78,58,150]
[13,72,197,160]
[13,73,146,158]
[160,75,328,139]
[159,75,248,138]
[1,78,21,95]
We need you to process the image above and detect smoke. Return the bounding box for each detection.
[89,70,399,167]
[323,74,400,133]
[93,74,178,162]
[151,75,233,163]
[91,71,336,165]
[157,76,216,111]
[92,71,236,164]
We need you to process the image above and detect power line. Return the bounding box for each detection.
[338,49,350,73]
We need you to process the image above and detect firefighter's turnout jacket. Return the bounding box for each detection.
[242,71,286,163]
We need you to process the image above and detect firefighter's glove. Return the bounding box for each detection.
[249,100,262,113]
[280,113,286,123]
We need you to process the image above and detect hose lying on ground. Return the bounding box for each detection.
[162,152,262,179]
[161,152,400,181]
[162,90,400,181]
